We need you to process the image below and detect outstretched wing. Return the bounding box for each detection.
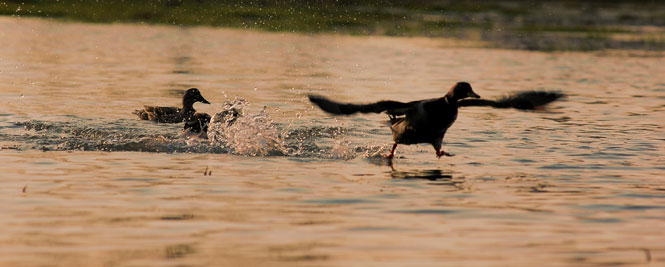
[458,91,564,110]
[308,95,415,115]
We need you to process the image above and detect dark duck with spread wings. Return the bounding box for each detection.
[308,82,563,159]
[133,88,210,123]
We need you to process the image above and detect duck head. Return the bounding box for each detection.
[446,82,480,102]
[183,88,211,106]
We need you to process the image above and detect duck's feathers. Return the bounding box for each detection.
[184,113,211,133]
[310,90,563,117]
[132,109,150,120]
[143,105,180,114]
[133,88,209,123]
[133,106,187,123]
[458,91,564,110]
[308,95,415,116]
[389,98,456,145]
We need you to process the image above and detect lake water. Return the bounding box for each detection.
[1,17,665,266]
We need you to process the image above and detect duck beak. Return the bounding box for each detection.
[200,97,211,104]
[468,91,480,98]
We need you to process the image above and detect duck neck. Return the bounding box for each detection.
[182,98,196,115]
[444,94,458,104]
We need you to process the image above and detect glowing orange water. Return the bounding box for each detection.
[1,17,664,266]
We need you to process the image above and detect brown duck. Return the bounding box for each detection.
[184,112,212,134]
[133,88,210,123]
[308,82,563,159]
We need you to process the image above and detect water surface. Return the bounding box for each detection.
[1,17,665,266]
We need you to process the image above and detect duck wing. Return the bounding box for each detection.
[458,91,564,110]
[308,95,416,116]
[144,105,180,114]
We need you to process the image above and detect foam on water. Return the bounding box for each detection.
[8,118,220,153]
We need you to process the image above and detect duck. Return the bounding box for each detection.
[184,112,212,134]
[133,88,210,123]
[308,82,563,159]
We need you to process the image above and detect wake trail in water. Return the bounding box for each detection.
[1,98,386,159]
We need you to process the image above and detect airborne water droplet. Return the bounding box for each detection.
[207,98,286,157]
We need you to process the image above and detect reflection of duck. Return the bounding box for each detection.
[133,88,210,123]
[390,169,453,181]
[309,82,563,159]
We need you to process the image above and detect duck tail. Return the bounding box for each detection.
[133,109,149,120]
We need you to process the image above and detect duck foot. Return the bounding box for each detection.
[385,143,398,160]
[436,150,454,158]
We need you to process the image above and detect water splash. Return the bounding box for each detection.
[10,118,225,153]
[329,139,355,160]
[1,99,387,159]
[207,98,286,156]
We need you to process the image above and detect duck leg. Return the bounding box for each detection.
[433,141,453,158]
[436,149,454,158]
[385,143,398,160]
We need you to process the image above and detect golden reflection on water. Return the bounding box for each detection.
[1,17,665,266]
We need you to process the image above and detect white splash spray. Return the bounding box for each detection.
[207,97,286,156]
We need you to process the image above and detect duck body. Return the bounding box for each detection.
[184,112,212,134]
[389,97,458,148]
[385,83,477,158]
[134,106,192,123]
[310,82,478,159]
[308,82,563,159]
[133,88,210,123]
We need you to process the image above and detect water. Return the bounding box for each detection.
[1,17,665,266]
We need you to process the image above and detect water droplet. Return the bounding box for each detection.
[207,98,285,156]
